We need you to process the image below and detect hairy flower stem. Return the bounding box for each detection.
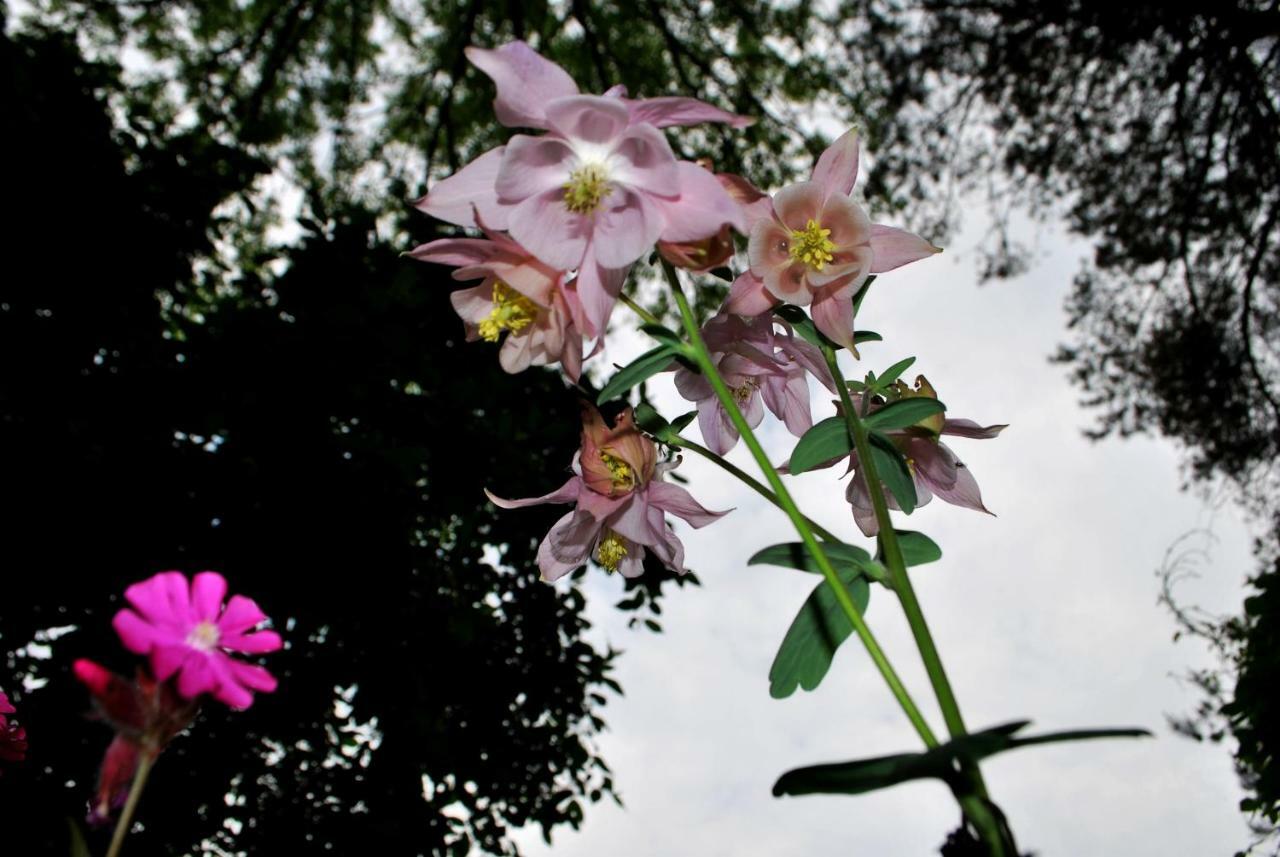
[822,344,1012,855]
[105,749,155,857]
[662,259,938,747]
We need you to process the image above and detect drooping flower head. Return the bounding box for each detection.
[486,404,728,581]
[112,571,282,710]
[74,660,198,825]
[844,376,1006,536]
[416,41,749,338]
[0,690,26,770]
[732,129,941,350]
[675,311,836,455]
[408,224,586,379]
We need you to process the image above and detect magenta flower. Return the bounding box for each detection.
[843,377,1006,536]
[674,311,836,454]
[415,41,749,338]
[486,404,729,581]
[0,690,26,769]
[74,659,197,825]
[732,130,941,349]
[112,571,282,709]
[408,224,586,379]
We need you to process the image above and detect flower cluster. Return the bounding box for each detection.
[487,405,728,580]
[0,690,27,771]
[843,377,1005,536]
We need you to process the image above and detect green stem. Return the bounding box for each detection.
[822,345,1010,854]
[105,749,155,857]
[619,293,660,325]
[662,259,938,748]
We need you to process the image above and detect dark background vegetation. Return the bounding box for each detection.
[1,1,1276,854]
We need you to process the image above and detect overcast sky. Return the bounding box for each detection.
[512,209,1261,856]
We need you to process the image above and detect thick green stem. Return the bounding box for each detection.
[105,748,155,857]
[662,259,938,748]
[822,345,1010,854]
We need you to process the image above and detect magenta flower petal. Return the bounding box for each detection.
[869,223,942,273]
[190,572,228,622]
[217,594,269,635]
[406,237,501,269]
[544,94,630,144]
[112,609,164,654]
[811,129,861,202]
[465,41,579,129]
[220,629,284,655]
[150,644,191,682]
[624,95,754,129]
[414,146,511,229]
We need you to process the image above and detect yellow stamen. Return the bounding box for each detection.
[563,163,611,214]
[732,379,758,405]
[600,451,634,488]
[597,529,629,572]
[478,281,538,343]
[789,218,836,270]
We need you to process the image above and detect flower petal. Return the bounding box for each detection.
[485,476,581,510]
[653,162,747,242]
[810,289,856,352]
[772,181,824,231]
[495,135,575,201]
[573,245,629,337]
[647,481,730,528]
[811,128,861,201]
[217,594,268,636]
[610,124,681,198]
[407,237,501,270]
[544,94,630,145]
[725,271,776,316]
[507,188,590,270]
[414,147,511,229]
[624,96,754,129]
[465,41,579,128]
[221,629,283,655]
[592,188,664,268]
[868,224,942,273]
[190,572,228,623]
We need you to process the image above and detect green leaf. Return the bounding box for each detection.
[749,541,873,574]
[773,721,1150,797]
[877,356,916,387]
[892,530,942,566]
[853,330,883,345]
[863,397,946,431]
[597,345,679,404]
[788,416,851,474]
[639,323,685,347]
[850,275,877,315]
[67,819,91,857]
[768,564,872,698]
[669,410,697,433]
[868,432,917,514]
[632,401,668,435]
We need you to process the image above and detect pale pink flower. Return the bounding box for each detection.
[674,311,836,454]
[843,377,1006,536]
[112,571,282,710]
[0,690,26,768]
[415,41,749,338]
[74,660,197,825]
[734,130,941,349]
[486,405,728,581]
[408,225,585,379]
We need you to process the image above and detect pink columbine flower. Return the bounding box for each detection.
[731,129,941,350]
[844,376,1006,536]
[486,404,728,581]
[416,41,749,338]
[74,660,198,825]
[674,311,836,454]
[0,690,27,769]
[112,571,282,710]
[408,224,585,379]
